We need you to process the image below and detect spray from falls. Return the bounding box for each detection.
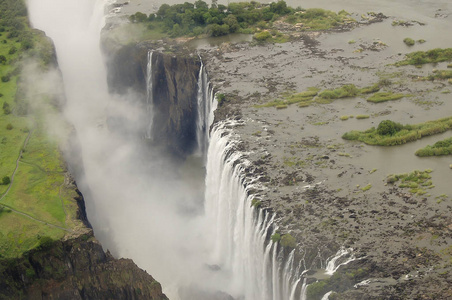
[28,0,308,298]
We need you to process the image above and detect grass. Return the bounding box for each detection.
[386,169,434,195]
[256,80,404,109]
[367,91,406,103]
[415,137,452,157]
[0,5,83,258]
[395,48,452,66]
[343,116,452,146]
[424,70,452,81]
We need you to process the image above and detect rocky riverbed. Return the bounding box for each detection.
[200,12,452,300]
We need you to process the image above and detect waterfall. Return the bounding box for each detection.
[145,50,154,140]
[325,247,356,275]
[195,58,216,158]
[205,120,304,299]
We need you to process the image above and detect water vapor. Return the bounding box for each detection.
[27,0,221,298]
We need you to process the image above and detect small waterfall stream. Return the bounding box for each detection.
[145,50,154,140]
[195,58,215,158]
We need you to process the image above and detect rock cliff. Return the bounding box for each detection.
[0,231,168,300]
[104,42,201,157]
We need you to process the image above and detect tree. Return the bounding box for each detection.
[194,0,208,10]
[2,176,10,185]
[223,15,239,32]
[377,120,402,136]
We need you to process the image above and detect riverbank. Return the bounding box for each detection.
[201,8,452,299]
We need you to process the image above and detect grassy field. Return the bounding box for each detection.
[0,0,83,258]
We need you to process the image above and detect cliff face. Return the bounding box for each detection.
[105,43,200,157]
[0,232,168,300]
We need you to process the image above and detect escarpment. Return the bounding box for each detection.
[104,43,201,158]
[0,231,167,300]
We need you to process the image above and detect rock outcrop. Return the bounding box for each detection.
[0,231,168,300]
[104,42,201,157]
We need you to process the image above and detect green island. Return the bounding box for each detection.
[342,117,452,146]
[124,0,355,40]
[395,48,452,66]
[0,0,83,259]
[415,137,452,157]
[255,81,407,108]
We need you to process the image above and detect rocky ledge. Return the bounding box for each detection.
[0,231,168,300]
[201,17,452,300]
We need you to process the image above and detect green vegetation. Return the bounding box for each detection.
[318,84,359,100]
[424,69,452,81]
[126,0,355,39]
[403,37,415,46]
[280,233,296,248]
[271,233,281,243]
[395,48,452,66]
[367,91,406,103]
[0,0,83,258]
[306,268,369,300]
[339,115,350,121]
[343,117,452,146]
[356,115,369,119]
[386,169,434,195]
[361,184,372,192]
[415,137,452,157]
[251,198,262,208]
[256,79,405,108]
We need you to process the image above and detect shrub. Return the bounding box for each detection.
[280,233,296,248]
[0,55,6,64]
[403,37,415,46]
[216,93,225,105]
[2,176,11,185]
[253,30,272,41]
[377,120,402,136]
[6,123,13,130]
[8,46,17,55]
[3,102,11,114]
[1,75,10,82]
[271,233,281,243]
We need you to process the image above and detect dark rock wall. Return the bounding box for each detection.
[0,232,168,300]
[105,44,200,157]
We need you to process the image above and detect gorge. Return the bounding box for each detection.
[2,0,451,299]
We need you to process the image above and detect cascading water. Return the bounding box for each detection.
[145,50,154,140]
[195,58,216,158]
[204,120,306,299]
[28,0,308,298]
